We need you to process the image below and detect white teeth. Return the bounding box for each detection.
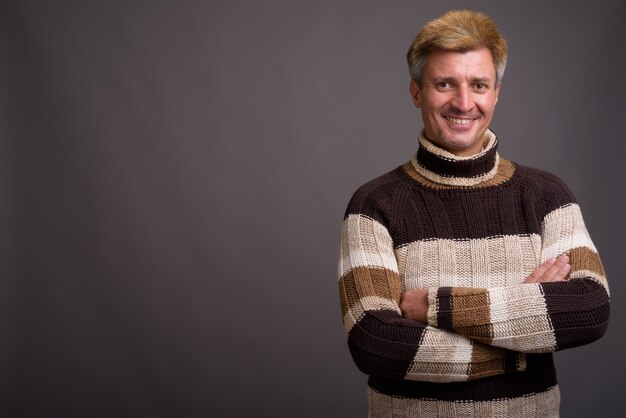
[446,117,470,125]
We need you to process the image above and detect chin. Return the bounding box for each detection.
[443,137,476,148]
[439,137,482,155]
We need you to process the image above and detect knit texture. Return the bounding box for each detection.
[338,130,609,418]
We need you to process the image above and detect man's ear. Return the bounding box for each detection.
[409,79,421,108]
[495,82,501,105]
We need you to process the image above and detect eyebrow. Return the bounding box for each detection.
[432,76,493,83]
[433,77,492,86]
[432,77,455,83]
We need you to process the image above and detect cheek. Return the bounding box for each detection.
[477,99,497,115]
[424,99,446,115]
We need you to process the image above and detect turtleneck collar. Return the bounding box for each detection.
[410,129,500,187]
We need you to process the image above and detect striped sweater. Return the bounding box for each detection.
[338,130,609,417]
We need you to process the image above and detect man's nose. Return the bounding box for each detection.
[450,88,473,112]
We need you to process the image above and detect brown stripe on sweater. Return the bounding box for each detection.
[450,287,492,330]
[432,287,495,345]
[568,246,606,278]
[402,158,516,190]
[456,324,494,344]
[339,266,401,317]
[467,343,511,380]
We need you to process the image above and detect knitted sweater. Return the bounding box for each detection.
[338,130,609,417]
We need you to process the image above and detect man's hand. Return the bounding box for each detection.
[524,255,571,283]
[400,288,429,323]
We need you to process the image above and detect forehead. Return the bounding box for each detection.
[423,48,496,80]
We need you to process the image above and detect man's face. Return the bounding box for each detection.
[410,48,500,157]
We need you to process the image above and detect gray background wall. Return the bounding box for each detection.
[1,1,624,417]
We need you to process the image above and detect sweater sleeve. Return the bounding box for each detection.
[426,202,610,353]
[339,213,526,383]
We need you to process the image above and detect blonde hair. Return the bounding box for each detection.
[407,10,508,86]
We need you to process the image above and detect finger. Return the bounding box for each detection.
[540,256,570,282]
[540,263,562,282]
[525,258,556,283]
[550,260,571,282]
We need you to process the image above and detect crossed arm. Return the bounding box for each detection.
[340,202,609,383]
[340,214,526,383]
[399,202,609,354]
[400,255,572,323]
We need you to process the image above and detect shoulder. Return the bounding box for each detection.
[514,163,578,208]
[344,166,409,222]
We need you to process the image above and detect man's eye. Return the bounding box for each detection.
[437,82,449,89]
[475,83,487,89]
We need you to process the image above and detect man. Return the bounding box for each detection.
[338,10,609,417]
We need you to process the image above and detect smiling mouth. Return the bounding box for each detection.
[444,116,473,125]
